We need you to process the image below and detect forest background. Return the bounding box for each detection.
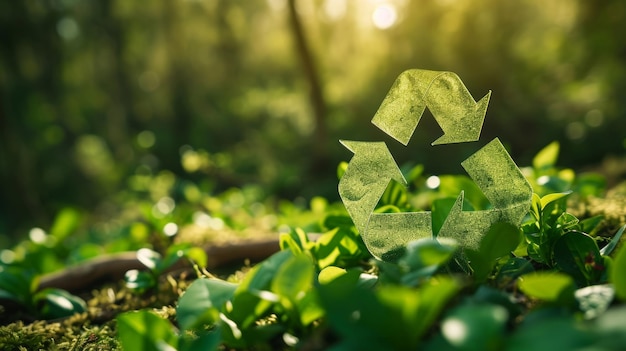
[1,0,625,247]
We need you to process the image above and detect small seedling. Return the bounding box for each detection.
[124,243,207,294]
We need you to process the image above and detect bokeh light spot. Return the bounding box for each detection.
[137,130,156,149]
[442,318,467,344]
[57,17,80,40]
[584,109,604,127]
[29,227,47,244]
[153,197,176,218]
[426,175,441,189]
[0,250,16,264]
[566,121,586,140]
[372,4,397,30]
[163,222,178,236]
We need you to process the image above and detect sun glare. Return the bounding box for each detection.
[372,3,398,29]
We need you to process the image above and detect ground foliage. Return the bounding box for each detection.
[1,141,626,350]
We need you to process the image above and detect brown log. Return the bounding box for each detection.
[38,239,281,293]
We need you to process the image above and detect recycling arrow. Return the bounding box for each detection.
[339,140,432,261]
[339,69,532,262]
[338,140,406,238]
[371,69,491,146]
[437,138,532,252]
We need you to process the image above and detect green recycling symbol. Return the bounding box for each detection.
[339,69,533,262]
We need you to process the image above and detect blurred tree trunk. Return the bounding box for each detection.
[287,0,329,171]
[0,2,58,233]
[163,1,191,169]
[99,0,133,162]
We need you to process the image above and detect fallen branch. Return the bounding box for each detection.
[38,239,281,293]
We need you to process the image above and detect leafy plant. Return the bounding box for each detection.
[124,244,208,294]
[279,218,370,270]
[521,191,605,277]
[0,266,86,320]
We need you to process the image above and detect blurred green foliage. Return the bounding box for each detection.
[1,0,625,243]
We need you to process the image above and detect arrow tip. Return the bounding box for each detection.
[339,140,358,153]
[339,140,407,186]
[431,90,491,146]
[437,191,464,237]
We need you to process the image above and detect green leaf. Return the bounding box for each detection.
[438,175,488,210]
[319,266,377,290]
[532,141,559,170]
[117,310,178,351]
[336,161,348,180]
[226,290,274,332]
[34,288,86,319]
[315,227,363,269]
[398,238,457,286]
[404,163,424,184]
[530,193,541,221]
[385,277,461,348]
[318,266,348,285]
[479,222,522,260]
[553,231,604,286]
[323,214,355,231]
[124,269,156,293]
[279,232,303,254]
[313,232,341,269]
[440,303,508,351]
[592,306,626,349]
[271,254,314,303]
[237,249,293,293]
[579,215,604,236]
[611,243,626,301]
[507,315,594,351]
[319,272,392,349]
[157,245,207,274]
[380,179,408,209]
[518,272,575,303]
[467,222,521,282]
[296,288,324,326]
[320,275,459,350]
[227,250,294,330]
[495,257,534,282]
[400,237,458,270]
[574,173,606,198]
[471,285,523,319]
[600,224,626,256]
[158,249,185,274]
[177,278,237,331]
[49,207,81,242]
[178,328,221,351]
[556,212,579,231]
[539,192,571,210]
[0,266,35,306]
[184,246,208,268]
[137,248,162,271]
